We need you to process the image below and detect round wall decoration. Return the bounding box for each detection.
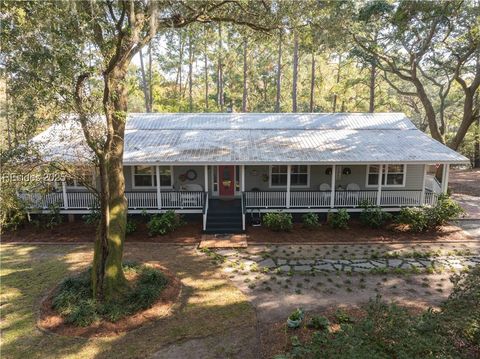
[325,168,332,175]
[185,169,197,181]
[342,167,352,175]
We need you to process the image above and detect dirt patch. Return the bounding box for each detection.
[247,220,470,244]
[2,221,202,244]
[450,169,480,197]
[37,264,181,338]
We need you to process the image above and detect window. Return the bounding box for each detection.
[65,168,94,188]
[270,165,310,187]
[235,165,240,192]
[212,166,218,193]
[133,166,172,188]
[367,164,405,187]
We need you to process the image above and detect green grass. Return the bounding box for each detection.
[0,243,256,359]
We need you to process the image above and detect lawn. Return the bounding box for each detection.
[0,243,256,359]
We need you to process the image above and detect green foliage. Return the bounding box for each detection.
[301,212,320,230]
[52,263,168,326]
[82,207,101,225]
[263,212,293,232]
[334,308,353,324]
[359,202,392,228]
[147,210,183,236]
[0,190,28,233]
[33,203,63,229]
[125,218,137,235]
[396,195,464,232]
[327,209,350,229]
[306,315,330,331]
[281,267,480,358]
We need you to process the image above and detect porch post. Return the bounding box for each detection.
[441,163,449,194]
[241,165,245,231]
[204,165,208,192]
[420,164,427,205]
[62,181,68,209]
[330,165,336,208]
[286,165,291,208]
[376,164,383,206]
[156,166,161,209]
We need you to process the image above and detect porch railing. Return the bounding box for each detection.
[19,191,205,210]
[245,190,438,209]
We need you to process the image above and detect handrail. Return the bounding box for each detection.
[202,192,209,214]
[241,191,245,214]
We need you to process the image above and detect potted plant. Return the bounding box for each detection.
[287,308,304,328]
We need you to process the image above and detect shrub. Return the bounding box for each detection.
[126,218,137,235]
[147,210,183,236]
[302,212,320,229]
[263,212,293,232]
[0,191,28,233]
[82,207,101,225]
[396,195,464,232]
[307,315,330,330]
[52,262,168,326]
[359,202,392,228]
[327,209,350,229]
[34,203,63,229]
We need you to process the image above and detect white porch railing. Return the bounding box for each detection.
[245,190,435,209]
[19,191,205,210]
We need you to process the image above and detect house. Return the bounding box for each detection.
[23,113,468,233]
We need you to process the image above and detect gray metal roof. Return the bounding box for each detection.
[34,113,469,164]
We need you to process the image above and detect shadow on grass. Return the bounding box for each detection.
[0,243,257,359]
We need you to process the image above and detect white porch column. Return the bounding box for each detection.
[241,165,245,231]
[441,163,449,194]
[156,166,161,209]
[376,164,383,206]
[62,181,68,209]
[330,165,336,208]
[420,164,427,205]
[204,165,208,193]
[286,165,291,208]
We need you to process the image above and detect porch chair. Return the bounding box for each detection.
[180,183,203,206]
[319,183,331,203]
[346,183,360,207]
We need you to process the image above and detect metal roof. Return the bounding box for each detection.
[33,113,469,164]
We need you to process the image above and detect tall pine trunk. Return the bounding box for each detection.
[309,51,315,112]
[148,44,153,111]
[275,29,282,112]
[292,30,298,113]
[369,62,376,113]
[332,55,342,113]
[242,37,248,112]
[204,26,209,111]
[139,48,151,112]
[217,24,224,111]
[188,31,194,112]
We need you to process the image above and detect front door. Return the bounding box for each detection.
[219,165,235,197]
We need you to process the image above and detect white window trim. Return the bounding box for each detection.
[66,170,95,189]
[365,164,407,188]
[269,165,310,188]
[131,165,173,189]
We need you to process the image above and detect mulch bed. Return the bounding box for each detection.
[246,220,471,244]
[37,264,181,338]
[1,221,203,244]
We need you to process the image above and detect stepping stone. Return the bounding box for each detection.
[400,262,412,269]
[258,258,276,268]
[293,265,312,272]
[388,259,403,268]
[277,259,287,265]
[216,249,238,257]
[351,266,371,272]
[278,265,291,272]
[298,259,315,265]
[314,264,334,271]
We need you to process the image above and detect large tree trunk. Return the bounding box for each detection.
[138,48,151,112]
[309,51,315,112]
[332,55,341,113]
[242,37,248,112]
[449,88,477,150]
[275,29,282,113]
[148,43,153,111]
[474,114,480,168]
[413,77,444,144]
[369,62,376,113]
[292,30,298,113]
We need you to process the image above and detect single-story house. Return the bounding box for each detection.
[23,112,468,233]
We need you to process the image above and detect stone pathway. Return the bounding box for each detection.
[214,249,480,274]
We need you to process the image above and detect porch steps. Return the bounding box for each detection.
[204,199,243,234]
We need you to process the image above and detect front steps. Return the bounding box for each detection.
[204,199,243,234]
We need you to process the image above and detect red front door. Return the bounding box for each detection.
[219,165,235,197]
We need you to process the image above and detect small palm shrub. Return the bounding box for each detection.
[359,202,392,228]
[147,210,183,236]
[82,207,101,225]
[263,212,293,232]
[302,212,320,229]
[125,218,137,235]
[327,209,350,229]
